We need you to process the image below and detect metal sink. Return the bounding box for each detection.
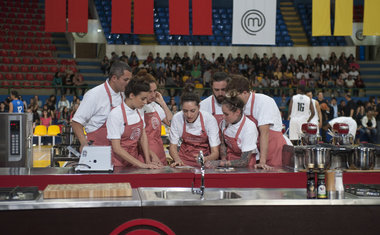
[152,188,241,200]
[138,187,308,206]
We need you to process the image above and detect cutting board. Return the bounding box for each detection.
[43,183,132,199]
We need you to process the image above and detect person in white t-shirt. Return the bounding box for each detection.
[288,86,315,142]
[200,72,230,127]
[206,96,259,168]
[72,61,132,151]
[140,70,173,165]
[328,116,358,141]
[226,75,287,169]
[107,78,161,168]
[169,85,220,167]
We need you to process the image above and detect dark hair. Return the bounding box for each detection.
[136,69,157,85]
[298,85,306,94]
[180,84,200,105]
[11,90,18,97]
[222,96,245,114]
[124,77,150,97]
[226,75,251,93]
[109,61,132,79]
[211,72,230,86]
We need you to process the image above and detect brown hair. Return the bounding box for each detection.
[135,69,157,85]
[180,84,200,105]
[222,96,245,114]
[226,75,251,94]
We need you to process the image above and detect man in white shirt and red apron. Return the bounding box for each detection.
[141,71,173,165]
[200,72,230,127]
[226,75,287,169]
[72,61,132,151]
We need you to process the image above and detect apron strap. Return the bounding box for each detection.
[234,115,246,140]
[121,103,128,127]
[211,96,216,115]
[104,82,113,109]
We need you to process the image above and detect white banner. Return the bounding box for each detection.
[232,0,276,45]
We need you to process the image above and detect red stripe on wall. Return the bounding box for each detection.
[112,0,131,34]
[68,0,88,32]
[45,0,66,32]
[192,0,212,35]
[134,0,154,34]
[169,0,189,35]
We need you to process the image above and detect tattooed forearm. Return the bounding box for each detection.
[219,142,227,160]
[228,151,252,167]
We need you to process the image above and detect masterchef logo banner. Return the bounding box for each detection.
[232,0,276,45]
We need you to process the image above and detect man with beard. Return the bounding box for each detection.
[200,72,230,127]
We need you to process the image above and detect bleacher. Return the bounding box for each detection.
[95,0,293,47]
[297,3,347,46]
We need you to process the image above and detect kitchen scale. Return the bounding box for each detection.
[74,146,114,172]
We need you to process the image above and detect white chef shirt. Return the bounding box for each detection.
[107,103,145,140]
[200,95,223,116]
[244,92,283,132]
[220,116,258,153]
[141,102,166,121]
[72,80,125,133]
[329,117,358,138]
[169,111,220,147]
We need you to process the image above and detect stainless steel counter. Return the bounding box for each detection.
[0,166,290,176]
[0,189,141,211]
[2,188,380,211]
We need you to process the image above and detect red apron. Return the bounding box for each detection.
[144,110,167,165]
[179,112,211,167]
[112,104,145,167]
[247,92,286,167]
[87,82,122,146]
[212,96,224,126]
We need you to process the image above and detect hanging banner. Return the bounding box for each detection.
[363,0,380,35]
[45,0,66,32]
[334,0,353,36]
[312,0,331,36]
[112,0,131,33]
[192,0,212,35]
[169,0,189,35]
[68,0,88,32]
[134,0,154,34]
[232,0,276,45]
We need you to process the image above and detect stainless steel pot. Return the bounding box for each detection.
[303,146,332,169]
[348,147,375,170]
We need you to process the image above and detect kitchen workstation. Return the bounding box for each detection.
[1,113,380,234]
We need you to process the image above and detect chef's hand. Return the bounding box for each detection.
[170,160,184,167]
[142,163,162,169]
[254,163,273,170]
[155,92,165,105]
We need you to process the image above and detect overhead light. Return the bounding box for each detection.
[97,29,102,32]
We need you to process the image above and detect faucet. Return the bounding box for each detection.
[192,151,205,199]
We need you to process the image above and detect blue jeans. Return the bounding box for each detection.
[359,128,377,143]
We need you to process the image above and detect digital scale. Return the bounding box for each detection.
[74,146,114,172]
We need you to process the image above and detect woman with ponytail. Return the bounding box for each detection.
[169,84,220,167]
[207,95,259,168]
[106,77,161,168]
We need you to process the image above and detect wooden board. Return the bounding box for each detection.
[44,183,132,199]
[344,169,380,173]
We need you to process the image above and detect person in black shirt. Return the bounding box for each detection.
[344,93,356,118]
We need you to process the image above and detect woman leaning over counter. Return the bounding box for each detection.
[106,77,161,169]
[207,95,259,168]
[169,85,220,167]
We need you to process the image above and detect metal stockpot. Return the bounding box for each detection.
[303,146,332,169]
[348,147,376,170]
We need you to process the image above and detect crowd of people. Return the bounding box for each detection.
[100,51,366,98]
[0,92,82,129]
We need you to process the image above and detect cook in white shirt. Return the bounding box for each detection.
[72,61,132,151]
[169,85,220,167]
[207,96,259,168]
[200,72,230,127]
[107,78,161,169]
[226,75,287,170]
[140,70,173,165]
